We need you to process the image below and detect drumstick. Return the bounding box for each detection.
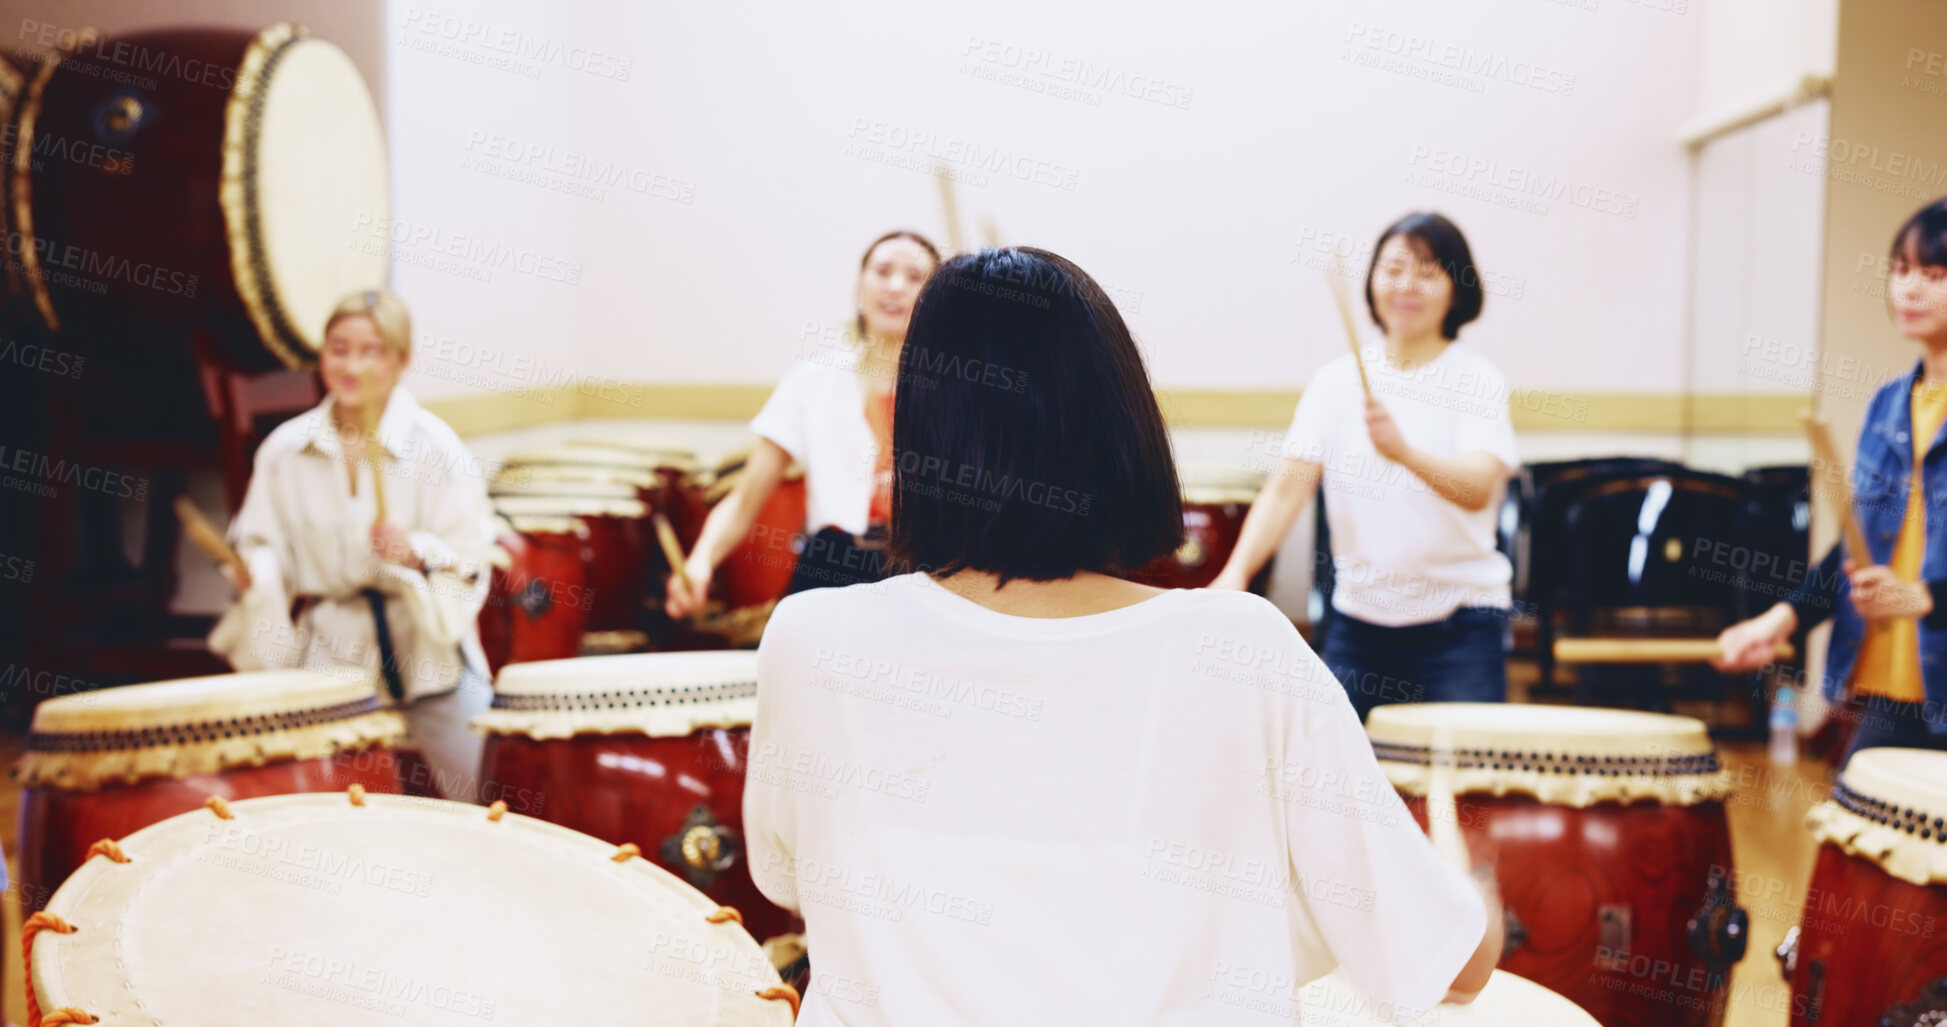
[1426,722,1470,872]
[979,212,1002,248]
[934,163,966,255]
[1325,249,1373,400]
[358,366,389,530]
[175,496,251,590]
[653,512,694,596]
[1802,411,1872,566]
[1552,638,1796,664]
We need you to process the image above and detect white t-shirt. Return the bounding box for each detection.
[746,573,1487,1027]
[749,349,877,536]
[1285,343,1519,627]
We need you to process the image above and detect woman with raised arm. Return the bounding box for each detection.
[1212,213,1518,721]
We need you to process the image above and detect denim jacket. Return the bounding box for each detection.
[1787,360,1947,730]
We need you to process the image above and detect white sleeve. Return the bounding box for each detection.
[1282,363,1339,464]
[744,598,804,913]
[1280,656,1487,1017]
[210,442,302,670]
[749,363,813,467]
[1451,363,1519,470]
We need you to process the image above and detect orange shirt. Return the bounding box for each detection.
[865,386,895,526]
[1851,379,1947,701]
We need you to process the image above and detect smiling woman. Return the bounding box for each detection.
[666,230,942,617]
[1215,212,1519,720]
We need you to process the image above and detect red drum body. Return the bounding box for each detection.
[492,494,647,638]
[15,670,408,910]
[1368,704,1746,1027]
[15,25,387,370]
[480,516,591,666]
[1131,468,1272,593]
[474,652,798,945]
[716,471,805,611]
[1786,748,1947,1025]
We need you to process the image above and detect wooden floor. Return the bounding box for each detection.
[0,734,1831,1026]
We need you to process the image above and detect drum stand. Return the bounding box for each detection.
[6,325,319,723]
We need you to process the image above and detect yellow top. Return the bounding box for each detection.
[1851,380,1947,701]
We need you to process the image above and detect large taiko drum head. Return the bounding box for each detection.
[16,24,387,368]
[28,792,796,1024]
[1296,968,1599,1025]
[15,669,407,909]
[475,652,796,944]
[1366,703,1741,1027]
[1788,747,1947,1026]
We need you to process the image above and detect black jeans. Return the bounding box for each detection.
[784,526,890,597]
[1320,606,1511,723]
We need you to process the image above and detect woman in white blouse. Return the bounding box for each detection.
[209,288,494,793]
[666,230,940,617]
[745,247,1499,1025]
[1213,212,1518,722]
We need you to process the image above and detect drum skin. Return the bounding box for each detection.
[1788,845,1947,1025]
[1402,793,1738,1027]
[19,29,264,366]
[478,728,797,944]
[480,526,591,666]
[18,746,405,912]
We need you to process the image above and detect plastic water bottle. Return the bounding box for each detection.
[1769,687,1799,765]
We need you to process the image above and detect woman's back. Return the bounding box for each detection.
[747,573,1485,1026]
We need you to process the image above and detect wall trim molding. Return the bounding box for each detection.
[421,385,1811,437]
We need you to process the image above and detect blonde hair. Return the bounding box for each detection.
[324,288,412,360]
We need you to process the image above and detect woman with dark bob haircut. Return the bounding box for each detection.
[1214,212,1519,721]
[745,247,1499,1025]
[1717,196,1947,760]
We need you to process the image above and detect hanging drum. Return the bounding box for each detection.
[12,23,388,369]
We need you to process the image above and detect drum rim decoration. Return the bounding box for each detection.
[218,22,316,369]
[477,651,758,740]
[1366,702,1732,807]
[1805,746,1947,887]
[10,28,79,329]
[28,792,797,1025]
[15,670,406,791]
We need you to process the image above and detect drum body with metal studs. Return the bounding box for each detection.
[477,515,591,670]
[27,792,796,1025]
[1784,747,1947,1025]
[12,24,387,370]
[14,669,408,911]
[1294,967,1599,1025]
[1365,703,1745,1027]
[474,651,797,945]
[492,491,650,640]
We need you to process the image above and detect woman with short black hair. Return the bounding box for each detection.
[1214,212,1518,721]
[745,247,1499,1025]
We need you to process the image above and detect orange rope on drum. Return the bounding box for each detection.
[205,795,236,819]
[22,911,86,1027]
[487,800,508,821]
[705,907,743,925]
[611,843,641,862]
[756,984,801,1017]
[348,783,367,806]
[83,839,129,865]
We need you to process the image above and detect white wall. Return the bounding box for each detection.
[388,0,1701,404]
